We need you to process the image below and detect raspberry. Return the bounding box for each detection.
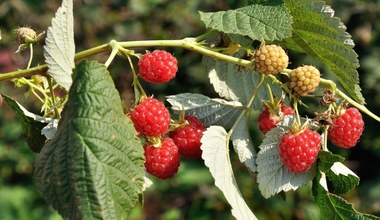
[144,137,180,179]
[254,44,289,75]
[328,107,364,148]
[170,116,206,159]
[130,97,171,136]
[279,129,321,173]
[258,104,294,134]
[289,65,320,96]
[138,50,178,83]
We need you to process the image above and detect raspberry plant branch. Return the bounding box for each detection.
[319,78,380,122]
[118,38,254,67]
[0,38,254,82]
[0,65,48,81]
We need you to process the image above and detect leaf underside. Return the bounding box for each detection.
[166,93,243,129]
[44,0,75,91]
[203,56,281,110]
[201,126,258,220]
[34,61,145,219]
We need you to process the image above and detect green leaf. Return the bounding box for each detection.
[314,173,379,220]
[34,61,145,219]
[231,115,257,173]
[2,94,47,153]
[166,93,243,129]
[318,150,345,172]
[203,56,281,110]
[283,0,365,104]
[44,0,75,91]
[201,126,258,220]
[199,3,292,41]
[256,116,316,198]
[318,151,360,195]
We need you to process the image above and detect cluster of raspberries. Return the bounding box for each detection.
[130,50,206,179]
[255,44,364,173]
[129,46,365,178]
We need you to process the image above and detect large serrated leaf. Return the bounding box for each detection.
[314,173,379,220]
[256,116,316,198]
[318,151,359,195]
[34,61,145,219]
[44,0,75,91]
[166,93,243,129]
[199,4,292,41]
[283,0,364,104]
[2,94,48,153]
[201,126,258,220]
[203,56,281,110]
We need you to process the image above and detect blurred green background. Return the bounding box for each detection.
[0,0,379,219]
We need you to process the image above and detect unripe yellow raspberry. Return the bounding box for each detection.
[254,44,289,75]
[289,65,320,96]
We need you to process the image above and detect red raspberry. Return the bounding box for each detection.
[138,50,178,83]
[170,116,206,159]
[130,97,171,136]
[258,104,294,134]
[144,137,180,179]
[279,129,321,173]
[328,107,364,148]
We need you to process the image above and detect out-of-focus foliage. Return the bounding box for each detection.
[0,0,379,219]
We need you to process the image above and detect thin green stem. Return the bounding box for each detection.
[123,51,147,99]
[21,78,49,100]
[266,82,274,103]
[268,74,291,95]
[30,88,45,104]
[227,74,265,139]
[336,89,380,122]
[319,78,337,92]
[74,43,110,61]
[104,40,119,68]
[194,31,214,42]
[47,76,60,118]
[293,98,301,126]
[27,44,34,69]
